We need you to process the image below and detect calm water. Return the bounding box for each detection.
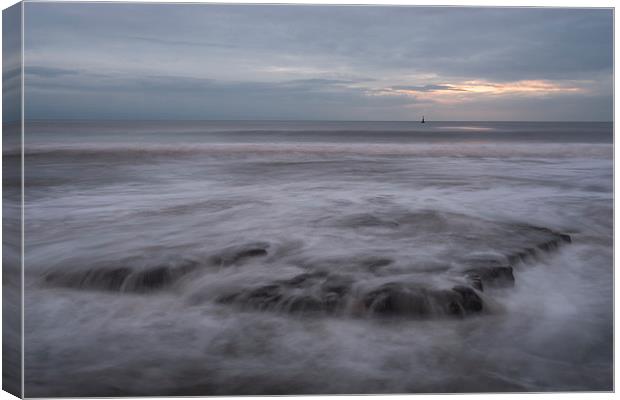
[15,121,613,395]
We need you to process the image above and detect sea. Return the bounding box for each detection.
[8,120,613,395]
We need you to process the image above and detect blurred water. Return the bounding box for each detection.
[20,121,612,395]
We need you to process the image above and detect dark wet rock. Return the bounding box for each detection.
[216,272,352,314]
[44,266,132,291]
[459,227,573,296]
[240,248,268,258]
[101,267,133,290]
[506,251,529,265]
[286,295,323,313]
[461,256,515,290]
[536,240,559,252]
[362,257,394,273]
[394,210,448,228]
[43,259,200,293]
[506,247,538,265]
[291,255,394,276]
[127,260,199,292]
[331,213,399,229]
[281,273,315,287]
[129,266,173,291]
[216,274,485,319]
[322,292,345,311]
[279,271,327,288]
[363,283,430,317]
[505,231,572,266]
[321,275,353,297]
[214,292,241,304]
[320,275,353,311]
[465,265,515,289]
[362,282,483,318]
[216,284,284,311]
[526,226,572,245]
[451,285,483,314]
[210,242,269,266]
[467,274,484,291]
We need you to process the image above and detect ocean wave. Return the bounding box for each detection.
[7,142,613,158]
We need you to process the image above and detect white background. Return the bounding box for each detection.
[0,0,615,399]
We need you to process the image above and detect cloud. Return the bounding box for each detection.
[380,79,590,108]
[124,35,237,49]
[22,3,613,120]
[26,66,80,78]
[24,68,418,120]
[390,84,466,92]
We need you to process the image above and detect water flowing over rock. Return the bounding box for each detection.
[43,259,201,292]
[41,219,572,322]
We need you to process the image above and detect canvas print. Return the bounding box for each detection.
[2,1,614,397]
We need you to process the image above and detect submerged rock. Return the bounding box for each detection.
[43,240,273,293]
[363,283,430,316]
[278,271,328,287]
[330,213,400,229]
[285,295,323,313]
[362,282,484,318]
[559,233,572,243]
[43,259,200,293]
[239,284,283,310]
[451,285,483,314]
[464,265,515,290]
[44,266,132,292]
[216,272,351,314]
[363,257,394,273]
[210,242,270,266]
[41,219,573,325]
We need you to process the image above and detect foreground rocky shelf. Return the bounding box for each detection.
[41,211,573,320]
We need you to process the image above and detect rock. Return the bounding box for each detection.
[43,258,201,293]
[362,257,393,273]
[210,242,269,266]
[464,265,514,289]
[216,272,351,313]
[363,283,424,316]
[451,285,483,314]
[286,295,323,313]
[461,256,515,290]
[221,284,284,311]
[333,213,400,229]
[130,266,172,291]
[507,247,538,265]
[321,275,353,297]
[466,274,484,291]
[322,292,344,311]
[363,282,484,318]
[279,271,327,287]
[44,266,132,291]
[536,240,559,252]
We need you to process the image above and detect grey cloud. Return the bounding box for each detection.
[125,35,237,49]
[390,84,466,92]
[21,3,613,120]
[26,66,80,78]
[24,69,418,120]
[285,78,360,86]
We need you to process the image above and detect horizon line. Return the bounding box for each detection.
[13,119,615,123]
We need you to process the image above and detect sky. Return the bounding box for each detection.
[19,3,613,121]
